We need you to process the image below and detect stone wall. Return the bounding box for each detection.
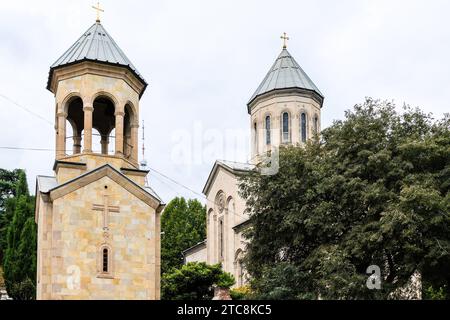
[37,175,160,300]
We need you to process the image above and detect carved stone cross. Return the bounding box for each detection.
[93,195,119,231]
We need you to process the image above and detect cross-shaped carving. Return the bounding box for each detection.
[93,195,119,230]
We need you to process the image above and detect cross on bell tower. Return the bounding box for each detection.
[280,32,290,49]
[92,1,104,23]
[36,5,163,300]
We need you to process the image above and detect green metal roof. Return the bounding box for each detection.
[47,22,147,93]
[248,49,323,106]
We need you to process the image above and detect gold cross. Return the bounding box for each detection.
[93,195,119,230]
[280,32,290,49]
[92,1,104,23]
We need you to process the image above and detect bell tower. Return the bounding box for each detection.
[36,13,164,300]
[47,20,147,183]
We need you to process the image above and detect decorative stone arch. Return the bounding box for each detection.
[123,101,138,160]
[89,91,119,110]
[234,249,245,287]
[207,208,214,224]
[124,100,138,124]
[97,243,114,279]
[61,92,84,114]
[90,94,118,155]
[57,93,84,157]
[226,196,235,216]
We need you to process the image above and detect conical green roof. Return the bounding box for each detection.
[248,49,323,106]
[47,22,146,94]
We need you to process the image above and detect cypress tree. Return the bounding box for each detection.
[2,170,36,300]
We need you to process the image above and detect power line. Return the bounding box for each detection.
[0,144,244,218]
[0,146,55,152]
[0,146,115,153]
[147,165,245,219]
[5,145,447,244]
[147,165,205,200]
[0,93,53,126]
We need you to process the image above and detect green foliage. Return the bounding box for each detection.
[2,170,36,300]
[161,197,206,275]
[162,262,235,300]
[8,277,35,301]
[0,266,5,288]
[0,169,22,262]
[240,99,450,299]
[216,271,235,288]
[230,286,252,300]
[424,285,447,300]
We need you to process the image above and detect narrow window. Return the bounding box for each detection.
[239,260,244,287]
[253,122,258,153]
[314,115,319,134]
[219,218,224,261]
[301,113,307,143]
[103,248,109,273]
[265,116,271,145]
[282,112,290,143]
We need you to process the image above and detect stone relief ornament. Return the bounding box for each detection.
[216,192,226,214]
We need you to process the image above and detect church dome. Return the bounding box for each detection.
[248,48,323,110]
[47,22,147,96]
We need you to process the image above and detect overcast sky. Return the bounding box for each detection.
[0,0,449,204]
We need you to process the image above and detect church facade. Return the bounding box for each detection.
[184,42,324,287]
[35,19,164,300]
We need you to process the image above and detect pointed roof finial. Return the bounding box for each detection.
[92,1,104,23]
[280,32,289,49]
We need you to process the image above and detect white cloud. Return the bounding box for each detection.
[0,0,449,203]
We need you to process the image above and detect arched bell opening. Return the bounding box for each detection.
[65,97,84,156]
[123,104,136,160]
[92,96,116,156]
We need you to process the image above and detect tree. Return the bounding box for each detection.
[0,169,22,262]
[162,262,235,300]
[161,197,206,275]
[240,98,450,299]
[2,170,37,300]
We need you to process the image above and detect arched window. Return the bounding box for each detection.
[282,112,290,143]
[92,96,116,155]
[98,245,113,278]
[123,104,136,160]
[235,250,245,287]
[301,113,307,143]
[265,116,271,145]
[314,115,319,135]
[227,197,235,216]
[102,248,109,273]
[65,96,84,156]
[219,217,224,262]
[253,122,258,153]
